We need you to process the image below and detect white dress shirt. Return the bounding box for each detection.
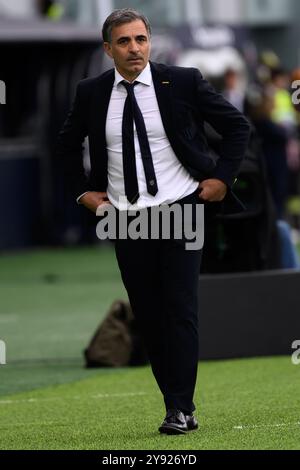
[78,63,198,209]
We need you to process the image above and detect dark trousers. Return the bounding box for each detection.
[114,190,202,414]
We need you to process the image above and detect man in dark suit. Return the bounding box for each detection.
[58,8,250,435]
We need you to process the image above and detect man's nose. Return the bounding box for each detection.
[129,40,140,53]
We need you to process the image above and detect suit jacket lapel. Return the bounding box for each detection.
[150,62,174,143]
[90,69,115,149]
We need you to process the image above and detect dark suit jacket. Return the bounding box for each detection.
[58,61,251,210]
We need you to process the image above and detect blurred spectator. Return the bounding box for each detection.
[247,85,300,268]
[37,0,64,20]
[270,68,297,129]
[276,219,300,268]
[222,68,245,112]
[289,68,300,188]
[269,68,300,174]
[256,50,280,85]
[250,89,289,218]
[291,67,300,116]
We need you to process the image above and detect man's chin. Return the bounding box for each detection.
[127,63,145,75]
[130,62,143,67]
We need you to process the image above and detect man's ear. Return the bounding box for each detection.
[103,42,113,59]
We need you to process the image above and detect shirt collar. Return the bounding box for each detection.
[115,62,152,87]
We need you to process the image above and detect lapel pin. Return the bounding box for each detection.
[162,81,170,85]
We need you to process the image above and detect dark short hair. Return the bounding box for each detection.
[102,8,151,43]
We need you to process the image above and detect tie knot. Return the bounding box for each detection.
[121,80,138,94]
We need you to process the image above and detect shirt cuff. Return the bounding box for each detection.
[76,191,90,204]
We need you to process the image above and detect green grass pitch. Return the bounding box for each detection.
[0,246,300,450]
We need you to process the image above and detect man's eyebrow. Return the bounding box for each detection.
[116,34,147,42]
[116,36,130,42]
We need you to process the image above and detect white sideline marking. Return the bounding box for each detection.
[234,422,300,430]
[1,421,67,428]
[92,392,148,399]
[0,315,19,324]
[0,391,149,405]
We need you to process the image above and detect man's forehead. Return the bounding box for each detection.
[112,20,148,38]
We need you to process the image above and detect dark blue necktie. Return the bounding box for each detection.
[121,81,158,204]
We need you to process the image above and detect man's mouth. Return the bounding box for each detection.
[128,58,143,62]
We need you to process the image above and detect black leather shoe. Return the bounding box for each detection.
[159,409,188,435]
[185,414,198,431]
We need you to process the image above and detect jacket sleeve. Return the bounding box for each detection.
[57,82,90,199]
[193,69,251,188]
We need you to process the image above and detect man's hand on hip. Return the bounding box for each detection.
[198,179,227,202]
[79,191,112,213]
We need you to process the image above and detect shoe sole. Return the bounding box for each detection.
[159,425,188,435]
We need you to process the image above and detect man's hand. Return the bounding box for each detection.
[198,179,227,202]
[79,191,112,213]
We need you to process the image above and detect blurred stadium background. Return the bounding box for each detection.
[1,0,300,450]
